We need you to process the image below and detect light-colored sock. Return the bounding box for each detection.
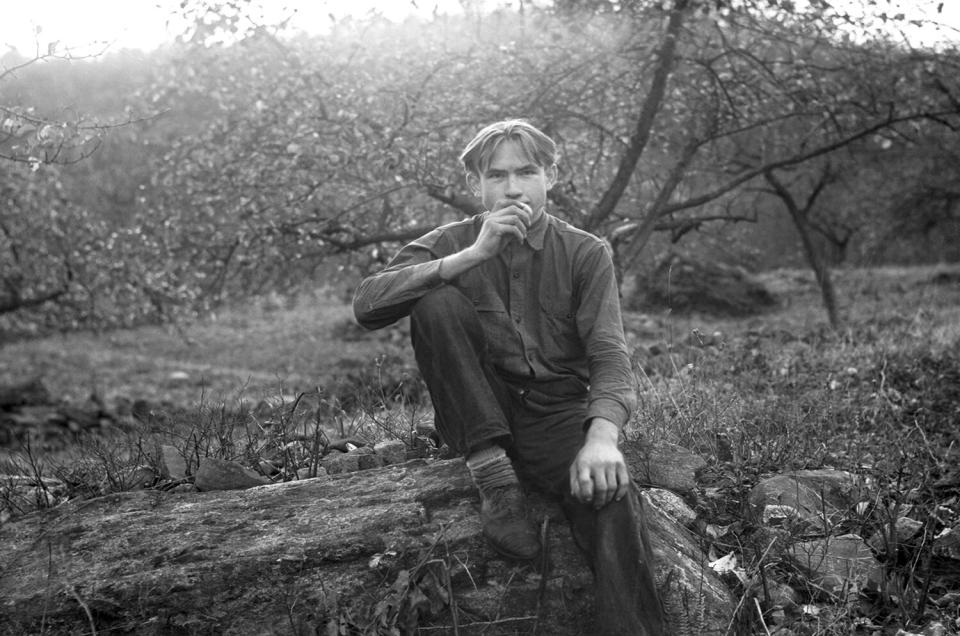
[466,446,518,496]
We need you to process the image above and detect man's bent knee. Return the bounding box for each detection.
[410,286,475,327]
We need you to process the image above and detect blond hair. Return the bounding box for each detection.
[459,119,558,176]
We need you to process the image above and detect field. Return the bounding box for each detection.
[2,264,959,634]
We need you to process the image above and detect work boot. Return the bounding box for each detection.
[479,484,540,560]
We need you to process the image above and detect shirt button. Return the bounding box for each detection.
[514,316,521,324]
[512,271,520,279]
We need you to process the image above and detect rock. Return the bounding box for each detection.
[159,444,188,480]
[787,534,882,599]
[0,475,66,519]
[625,440,706,495]
[0,457,735,635]
[167,371,191,384]
[374,439,407,465]
[352,446,384,470]
[194,458,270,491]
[765,579,802,611]
[296,466,323,479]
[322,451,360,474]
[748,470,864,535]
[868,516,924,555]
[933,524,960,560]
[258,459,281,476]
[120,466,156,491]
[930,524,960,581]
[327,437,365,452]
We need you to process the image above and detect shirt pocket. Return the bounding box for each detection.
[468,289,518,355]
[470,289,506,313]
[539,299,578,339]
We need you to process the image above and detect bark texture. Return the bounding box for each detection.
[1,454,734,635]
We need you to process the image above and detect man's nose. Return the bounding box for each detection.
[505,174,522,197]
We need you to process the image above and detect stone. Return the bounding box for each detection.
[374,439,407,465]
[194,458,270,491]
[868,516,924,555]
[352,446,383,470]
[748,470,863,535]
[258,459,281,476]
[933,524,960,560]
[120,466,156,491]
[788,534,883,599]
[0,457,735,635]
[0,475,66,519]
[625,440,706,495]
[322,451,360,474]
[167,371,191,383]
[296,466,328,480]
[159,444,188,480]
[765,579,802,611]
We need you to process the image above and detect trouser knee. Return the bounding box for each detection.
[410,286,477,333]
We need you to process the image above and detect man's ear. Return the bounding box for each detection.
[466,172,481,197]
[545,164,558,190]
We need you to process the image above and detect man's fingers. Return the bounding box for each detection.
[494,201,532,227]
[592,470,611,508]
[614,463,630,501]
[573,468,594,504]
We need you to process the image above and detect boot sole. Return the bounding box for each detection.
[482,531,540,561]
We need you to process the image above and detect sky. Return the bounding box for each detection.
[1,0,958,56]
[0,0,471,55]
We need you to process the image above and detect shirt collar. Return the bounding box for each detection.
[525,210,548,251]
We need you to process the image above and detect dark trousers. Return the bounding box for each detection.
[410,286,666,636]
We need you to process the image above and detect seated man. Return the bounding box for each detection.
[353,119,666,635]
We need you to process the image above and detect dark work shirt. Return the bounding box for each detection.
[353,211,637,430]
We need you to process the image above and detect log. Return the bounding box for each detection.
[0,455,735,635]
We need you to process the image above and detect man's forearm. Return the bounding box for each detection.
[438,246,488,282]
[585,417,620,445]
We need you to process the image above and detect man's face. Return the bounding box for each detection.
[468,139,557,218]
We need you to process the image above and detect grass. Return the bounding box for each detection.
[0,288,411,406]
[2,264,959,635]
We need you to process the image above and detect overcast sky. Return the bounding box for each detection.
[0,0,471,54]
[1,0,958,56]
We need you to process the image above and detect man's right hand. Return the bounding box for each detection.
[438,200,533,282]
[471,200,533,260]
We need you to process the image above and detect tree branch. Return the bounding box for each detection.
[583,0,690,231]
[0,288,68,315]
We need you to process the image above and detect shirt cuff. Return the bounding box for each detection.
[586,397,630,431]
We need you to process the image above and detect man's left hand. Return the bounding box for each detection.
[569,418,630,509]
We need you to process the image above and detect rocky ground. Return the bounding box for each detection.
[2,265,960,634]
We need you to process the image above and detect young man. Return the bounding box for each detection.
[353,119,665,634]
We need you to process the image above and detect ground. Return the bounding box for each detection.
[2,264,960,635]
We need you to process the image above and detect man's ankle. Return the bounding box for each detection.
[466,445,519,496]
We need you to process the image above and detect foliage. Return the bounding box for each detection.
[1,0,959,332]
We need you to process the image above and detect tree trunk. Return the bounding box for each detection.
[0,448,735,635]
[582,0,690,233]
[764,169,842,329]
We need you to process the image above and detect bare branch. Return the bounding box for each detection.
[583,0,690,231]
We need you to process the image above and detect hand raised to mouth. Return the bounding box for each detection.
[472,199,535,259]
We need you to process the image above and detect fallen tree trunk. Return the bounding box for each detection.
[0,454,734,635]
